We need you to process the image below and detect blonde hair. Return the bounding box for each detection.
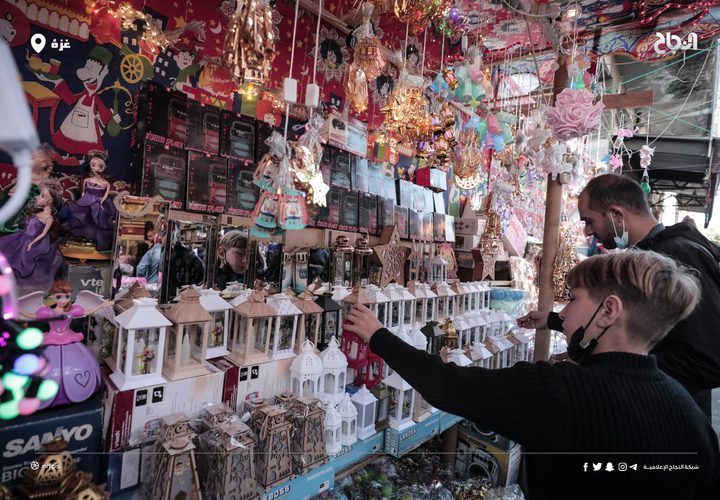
[567,251,701,347]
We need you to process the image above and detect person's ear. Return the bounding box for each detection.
[597,295,623,328]
[606,205,625,220]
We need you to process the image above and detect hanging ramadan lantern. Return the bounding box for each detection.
[453,130,483,190]
[346,63,369,113]
[640,145,654,194]
[354,2,385,80]
[381,72,431,144]
[293,114,330,206]
[477,193,502,281]
[546,88,604,140]
[252,132,309,237]
[222,0,276,86]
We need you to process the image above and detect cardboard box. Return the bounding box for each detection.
[395,206,409,239]
[319,145,333,186]
[258,462,334,500]
[102,358,234,451]
[415,167,448,192]
[186,151,227,214]
[384,411,442,457]
[352,157,369,192]
[396,179,414,208]
[0,397,103,490]
[331,149,352,188]
[136,139,187,209]
[455,234,481,252]
[456,429,522,487]
[455,251,474,269]
[379,198,395,234]
[220,110,256,161]
[339,188,359,231]
[460,421,517,451]
[434,213,446,242]
[315,186,341,230]
[186,100,221,155]
[226,158,259,217]
[345,116,368,158]
[105,443,153,495]
[408,209,422,240]
[236,358,292,406]
[455,217,487,236]
[358,192,377,234]
[434,192,446,214]
[132,80,188,148]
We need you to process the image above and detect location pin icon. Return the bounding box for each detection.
[30,34,46,54]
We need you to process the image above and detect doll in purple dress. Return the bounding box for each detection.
[65,151,117,251]
[20,281,114,409]
[0,181,64,294]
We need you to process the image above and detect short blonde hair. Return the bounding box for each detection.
[567,251,701,346]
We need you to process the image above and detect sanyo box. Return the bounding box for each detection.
[103,357,240,452]
[0,396,103,489]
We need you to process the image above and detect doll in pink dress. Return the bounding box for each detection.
[20,281,114,409]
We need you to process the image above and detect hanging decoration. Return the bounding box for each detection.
[380,72,431,145]
[251,132,309,237]
[108,2,180,53]
[346,2,385,114]
[553,229,580,302]
[450,45,491,108]
[222,0,276,86]
[546,88,604,141]
[313,27,351,83]
[534,138,571,182]
[452,130,483,190]
[640,145,654,194]
[478,193,502,281]
[293,115,330,206]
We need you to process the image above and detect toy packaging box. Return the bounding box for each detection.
[456,428,521,488]
[379,198,395,234]
[396,179,415,208]
[226,158,259,217]
[220,110,256,162]
[315,186,341,230]
[331,148,352,189]
[434,213,446,242]
[132,80,188,149]
[186,99,221,155]
[255,121,299,163]
[395,206,409,240]
[409,209,422,240]
[186,151,228,214]
[338,188,359,231]
[446,215,456,242]
[136,138,187,209]
[358,192,378,234]
[422,211,434,241]
[353,157,369,192]
[0,396,103,490]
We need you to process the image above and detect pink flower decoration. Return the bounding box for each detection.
[609,154,623,171]
[546,88,604,140]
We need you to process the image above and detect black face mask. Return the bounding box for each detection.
[567,301,611,364]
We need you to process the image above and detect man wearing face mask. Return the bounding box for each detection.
[344,252,719,499]
[563,173,720,417]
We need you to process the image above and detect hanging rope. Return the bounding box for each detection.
[313,0,323,84]
[284,0,301,139]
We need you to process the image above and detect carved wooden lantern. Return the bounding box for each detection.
[253,404,294,488]
[289,396,328,474]
[292,291,324,353]
[319,336,348,403]
[384,371,416,431]
[230,292,275,366]
[323,402,343,457]
[314,292,342,351]
[370,382,391,431]
[267,293,302,360]
[19,437,77,498]
[199,288,233,358]
[351,384,378,440]
[241,397,269,428]
[200,402,236,432]
[110,297,171,390]
[149,413,201,500]
[290,340,323,397]
[113,282,150,314]
[201,420,257,500]
[162,288,212,380]
[337,393,358,447]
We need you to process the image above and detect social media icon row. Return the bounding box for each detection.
[583,462,638,472]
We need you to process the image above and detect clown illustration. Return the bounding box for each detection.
[36,45,120,156]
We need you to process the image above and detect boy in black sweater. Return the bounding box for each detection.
[344,251,720,499]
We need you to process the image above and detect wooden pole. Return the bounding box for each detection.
[533,55,568,362]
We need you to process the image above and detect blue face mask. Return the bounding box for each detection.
[609,214,629,250]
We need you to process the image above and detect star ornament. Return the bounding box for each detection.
[372,226,410,287]
[308,172,329,206]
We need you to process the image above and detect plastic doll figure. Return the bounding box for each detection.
[0,181,64,293]
[65,150,118,251]
[20,281,114,409]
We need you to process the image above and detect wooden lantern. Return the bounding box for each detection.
[267,293,302,360]
[241,397,269,428]
[230,292,275,366]
[337,393,358,447]
[110,297,171,390]
[470,341,494,368]
[370,382,391,431]
[201,420,257,500]
[149,414,201,500]
[319,336,348,403]
[292,291,324,354]
[455,316,475,350]
[253,404,294,488]
[200,403,236,432]
[113,282,150,314]
[19,438,77,498]
[199,288,233,358]
[421,320,445,355]
[289,396,328,474]
[162,288,212,380]
[290,340,323,397]
[351,384,377,440]
[384,371,416,431]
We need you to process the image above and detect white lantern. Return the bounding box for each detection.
[383,371,416,431]
[267,293,302,360]
[430,254,448,284]
[230,292,275,366]
[337,393,358,447]
[450,282,466,316]
[351,385,377,440]
[462,282,477,314]
[319,336,348,403]
[324,403,342,457]
[470,341,494,368]
[455,316,475,350]
[110,297,171,390]
[198,289,233,358]
[162,288,212,380]
[448,348,472,367]
[431,282,456,321]
[363,284,391,328]
[407,327,434,421]
[383,283,417,332]
[290,340,323,397]
[511,329,532,363]
[478,282,492,309]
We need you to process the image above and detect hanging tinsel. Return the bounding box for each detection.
[222,0,276,86]
[553,229,579,301]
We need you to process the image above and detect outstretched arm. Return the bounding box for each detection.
[27,218,52,251]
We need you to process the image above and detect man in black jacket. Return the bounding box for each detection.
[576,174,720,416]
